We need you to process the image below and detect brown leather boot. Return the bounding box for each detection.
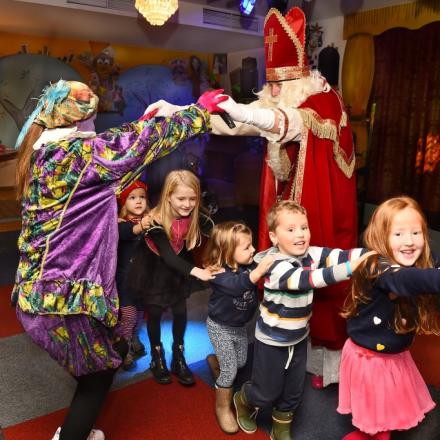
[206,354,220,381]
[215,387,239,434]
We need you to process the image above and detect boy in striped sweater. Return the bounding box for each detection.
[233,201,372,440]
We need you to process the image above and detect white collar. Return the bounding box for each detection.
[32,127,96,150]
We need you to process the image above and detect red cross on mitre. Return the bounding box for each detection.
[265,28,278,63]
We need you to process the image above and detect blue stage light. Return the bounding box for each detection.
[240,0,256,16]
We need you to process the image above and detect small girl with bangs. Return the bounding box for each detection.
[128,169,215,386]
[338,196,440,440]
[116,180,150,370]
[203,221,275,434]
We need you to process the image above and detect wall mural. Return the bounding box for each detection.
[0,37,214,192]
[0,53,82,149]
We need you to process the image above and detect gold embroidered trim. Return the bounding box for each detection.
[277,108,289,143]
[266,66,310,82]
[296,109,355,178]
[290,127,308,203]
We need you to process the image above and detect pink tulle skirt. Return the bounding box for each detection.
[337,338,435,435]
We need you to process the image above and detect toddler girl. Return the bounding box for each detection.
[203,221,275,434]
[116,180,149,369]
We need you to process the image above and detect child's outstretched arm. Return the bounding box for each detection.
[377,264,440,297]
[149,229,215,281]
[309,246,367,268]
[266,251,375,291]
[209,254,276,295]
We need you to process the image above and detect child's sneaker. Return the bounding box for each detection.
[52,427,105,440]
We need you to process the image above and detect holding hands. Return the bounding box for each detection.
[196,89,228,113]
[140,89,228,120]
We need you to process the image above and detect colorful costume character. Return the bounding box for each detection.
[212,7,357,386]
[12,80,223,440]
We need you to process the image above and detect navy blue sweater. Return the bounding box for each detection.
[347,262,440,354]
[208,264,259,327]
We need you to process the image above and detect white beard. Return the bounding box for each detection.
[256,70,330,109]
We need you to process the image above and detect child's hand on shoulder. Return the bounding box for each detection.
[191,267,218,281]
[205,264,225,275]
[117,218,126,223]
[257,254,276,273]
[250,254,276,283]
[350,250,377,273]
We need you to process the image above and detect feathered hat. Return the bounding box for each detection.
[14,80,98,149]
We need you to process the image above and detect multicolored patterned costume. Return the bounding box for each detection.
[12,84,210,376]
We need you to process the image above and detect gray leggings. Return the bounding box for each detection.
[206,317,248,388]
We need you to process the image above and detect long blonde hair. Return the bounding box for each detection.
[151,170,202,250]
[203,221,252,272]
[15,123,44,200]
[342,196,440,335]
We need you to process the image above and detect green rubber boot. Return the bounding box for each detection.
[233,387,258,434]
[270,409,294,440]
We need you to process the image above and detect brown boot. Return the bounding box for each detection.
[215,386,239,434]
[206,354,220,381]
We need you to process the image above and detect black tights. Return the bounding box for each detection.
[59,339,128,440]
[146,298,187,348]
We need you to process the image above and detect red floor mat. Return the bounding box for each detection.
[4,376,269,439]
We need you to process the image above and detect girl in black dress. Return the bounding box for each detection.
[128,169,215,385]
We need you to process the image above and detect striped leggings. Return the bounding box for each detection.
[206,317,248,388]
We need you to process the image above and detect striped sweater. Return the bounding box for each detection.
[254,246,364,347]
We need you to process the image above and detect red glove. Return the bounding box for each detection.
[197,89,228,113]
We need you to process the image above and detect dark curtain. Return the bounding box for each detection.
[366,22,440,228]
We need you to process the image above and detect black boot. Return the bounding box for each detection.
[171,343,195,386]
[150,344,171,384]
[130,334,146,359]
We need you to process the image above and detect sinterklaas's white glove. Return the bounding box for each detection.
[217,95,275,130]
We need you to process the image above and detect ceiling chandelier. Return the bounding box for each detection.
[135,0,179,26]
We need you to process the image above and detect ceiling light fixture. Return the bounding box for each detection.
[135,0,178,26]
